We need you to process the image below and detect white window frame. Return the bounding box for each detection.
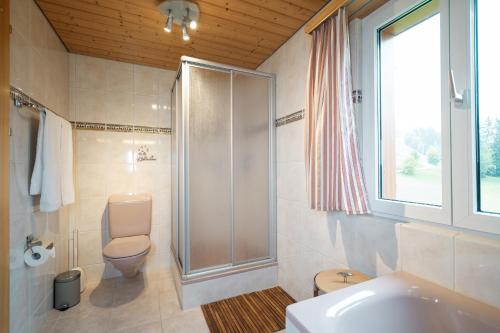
[450,0,500,234]
[362,0,452,225]
[362,0,500,234]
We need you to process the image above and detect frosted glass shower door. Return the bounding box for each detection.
[188,65,232,271]
[232,72,271,263]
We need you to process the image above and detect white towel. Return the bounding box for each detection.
[30,111,45,196]
[30,109,75,212]
[61,119,75,205]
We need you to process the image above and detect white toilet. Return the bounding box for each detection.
[102,193,152,278]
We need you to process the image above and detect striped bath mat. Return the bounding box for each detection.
[201,286,296,333]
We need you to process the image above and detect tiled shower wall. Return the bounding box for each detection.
[69,54,176,282]
[9,0,70,332]
[258,24,500,308]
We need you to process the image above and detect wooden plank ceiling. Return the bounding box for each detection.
[35,0,329,70]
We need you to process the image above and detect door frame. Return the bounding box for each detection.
[0,0,10,331]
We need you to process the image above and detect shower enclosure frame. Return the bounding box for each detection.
[171,56,277,281]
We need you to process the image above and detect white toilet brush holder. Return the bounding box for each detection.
[71,266,86,293]
[71,229,86,293]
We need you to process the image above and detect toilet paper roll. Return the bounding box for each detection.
[24,245,49,267]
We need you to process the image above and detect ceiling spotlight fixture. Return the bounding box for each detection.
[186,8,197,30]
[164,10,173,32]
[158,0,199,41]
[182,21,190,41]
[189,19,197,30]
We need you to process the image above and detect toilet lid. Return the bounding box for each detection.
[103,235,150,259]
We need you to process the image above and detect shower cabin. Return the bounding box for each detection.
[170,57,277,306]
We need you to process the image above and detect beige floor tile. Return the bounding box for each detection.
[159,292,182,319]
[158,277,177,294]
[109,294,161,331]
[113,274,162,306]
[161,308,209,333]
[50,308,112,333]
[114,321,163,333]
[47,269,210,333]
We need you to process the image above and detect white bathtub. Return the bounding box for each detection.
[286,272,500,333]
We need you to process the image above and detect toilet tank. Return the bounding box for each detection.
[108,193,152,239]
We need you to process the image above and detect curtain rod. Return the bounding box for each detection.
[304,0,351,34]
[9,86,70,122]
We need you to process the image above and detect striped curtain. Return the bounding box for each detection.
[305,8,370,214]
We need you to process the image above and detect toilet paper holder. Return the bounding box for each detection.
[26,235,53,260]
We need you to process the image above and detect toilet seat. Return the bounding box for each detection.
[103,235,150,259]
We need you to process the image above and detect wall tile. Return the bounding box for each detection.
[69,53,76,85]
[455,234,500,308]
[28,45,48,104]
[158,69,176,99]
[9,106,37,164]
[9,0,69,332]
[134,65,159,95]
[9,161,33,223]
[134,162,158,195]
[69,55,176,284]
[148,224,161,257]
[9,2,69,333]
[78,230,104,266]
[10,30,31,93]
[9,266,31,333]
[106,131,135,164]
[106,60,133,93]
[75,88,107,123]
[260,22,500,310]
[29,1,48,54]
[157,189,171,226]
[76,55,107,91]
[76,196,107,232]
[76,130,110,163]
[69,87,76,120]
[279,120,304,163]
[105,163,135,196]
[133,94,159,127]
[104,91,133,125]
[77,163,107,199]
[277,162,306,203]
[11,0,31,39]
[28,258,48,314]
[154,135,170,164]
[158,95,171,128]
[158,223,171,254]
[400,223,458,289]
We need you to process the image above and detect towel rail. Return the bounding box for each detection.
[10,86,70,122]
[275,109,304,127]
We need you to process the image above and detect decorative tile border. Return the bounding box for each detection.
[14,85,302,133]
[275,109,304,127]
[71,121,171,135]
[71,121,107,131]
[10,86,171,135]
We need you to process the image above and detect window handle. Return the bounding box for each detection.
[449,69,465,105]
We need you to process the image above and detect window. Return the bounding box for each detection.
[476,0,500,215]
[363,0,500,234]
[378,1,442,206]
